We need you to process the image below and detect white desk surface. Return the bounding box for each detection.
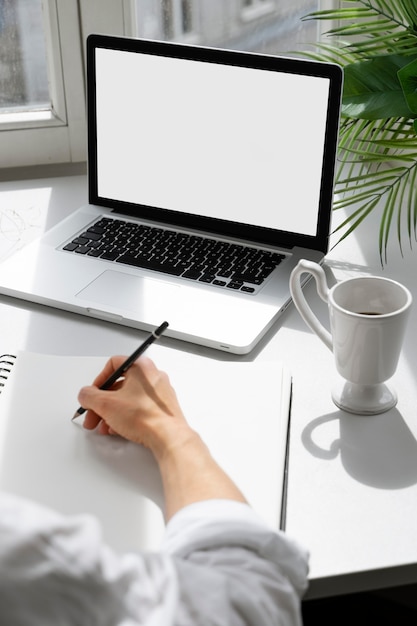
[1,174,417,599]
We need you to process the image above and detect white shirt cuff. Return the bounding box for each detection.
[161,499,309,595]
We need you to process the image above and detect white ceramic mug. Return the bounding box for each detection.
[289,260,412,414]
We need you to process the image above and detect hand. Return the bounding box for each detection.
[78,355,246,520]
[77,356,192,459]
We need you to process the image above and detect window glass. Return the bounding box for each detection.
[134,0,319,53]
[0,0,49,113]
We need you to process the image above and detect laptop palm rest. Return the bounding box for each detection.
[77,270,182,314]
[76,269,276,351]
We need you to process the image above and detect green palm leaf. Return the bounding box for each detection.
[301,0,417,263]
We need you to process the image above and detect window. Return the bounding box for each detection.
[0,0,49,113]
[0,0,337,172]
[161,0,196,39]
[134,0,321,56]
[241,0,275,22]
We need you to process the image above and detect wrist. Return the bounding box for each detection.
[149,420,200,464]
[153,425,247,521]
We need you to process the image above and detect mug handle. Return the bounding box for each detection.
[289,260,333,351]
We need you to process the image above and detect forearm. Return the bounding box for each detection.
[154,426,247,521]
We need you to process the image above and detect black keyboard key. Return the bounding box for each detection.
[182,269,202,280]
[73,237,88,246]
[74,245,90,255]
[81,231,102,241]
[199,274,216,283]
[87,225,106,235]
[101,251,120,261]
[216,268,233,278]
[227,281,243,290]
[63,242,79,252]
[116,254,184,276]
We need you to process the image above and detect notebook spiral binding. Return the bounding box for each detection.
[0,354,17,393]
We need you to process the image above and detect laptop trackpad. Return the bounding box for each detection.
[76,269,273,350]
[76,270,182,314]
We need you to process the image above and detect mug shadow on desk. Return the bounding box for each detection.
[302,410,417,489]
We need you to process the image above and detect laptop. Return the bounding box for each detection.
[0,35,342,354]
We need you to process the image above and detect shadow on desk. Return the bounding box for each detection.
[302,409,417,489]
[302,583,417,625]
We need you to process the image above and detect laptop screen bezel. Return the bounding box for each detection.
[87,34,342,254]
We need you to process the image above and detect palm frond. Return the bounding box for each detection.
[304,0,417,56]
[333,152,417,258]
[301,1,417,263]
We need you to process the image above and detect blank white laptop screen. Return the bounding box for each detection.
[95,47,330,238]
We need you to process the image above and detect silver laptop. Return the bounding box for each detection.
[0,35,342,354]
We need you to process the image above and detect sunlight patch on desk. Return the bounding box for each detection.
[0,186,51,261]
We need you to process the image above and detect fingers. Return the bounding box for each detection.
[77,385,106,431]
[82,407,102,431]
[91,355,128,388]
[76,355,185,450]
[79,355,140,422]
[81,408,119,435]
[78,386,122,436]
[77,356,156,433]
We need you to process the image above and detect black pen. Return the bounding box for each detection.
[72,321,169,421]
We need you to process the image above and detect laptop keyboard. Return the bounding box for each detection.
[62,217,285,293]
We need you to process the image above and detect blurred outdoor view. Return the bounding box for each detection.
[0,0,49,111]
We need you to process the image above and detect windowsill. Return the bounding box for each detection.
[0,108,65,131]
[0,162,87,183]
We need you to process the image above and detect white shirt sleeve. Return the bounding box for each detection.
[163,499,309,626]
[0,492,308,626]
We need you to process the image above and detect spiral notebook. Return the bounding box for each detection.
[0,348,291,552]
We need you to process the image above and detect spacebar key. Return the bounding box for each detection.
[116,254,184,276]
